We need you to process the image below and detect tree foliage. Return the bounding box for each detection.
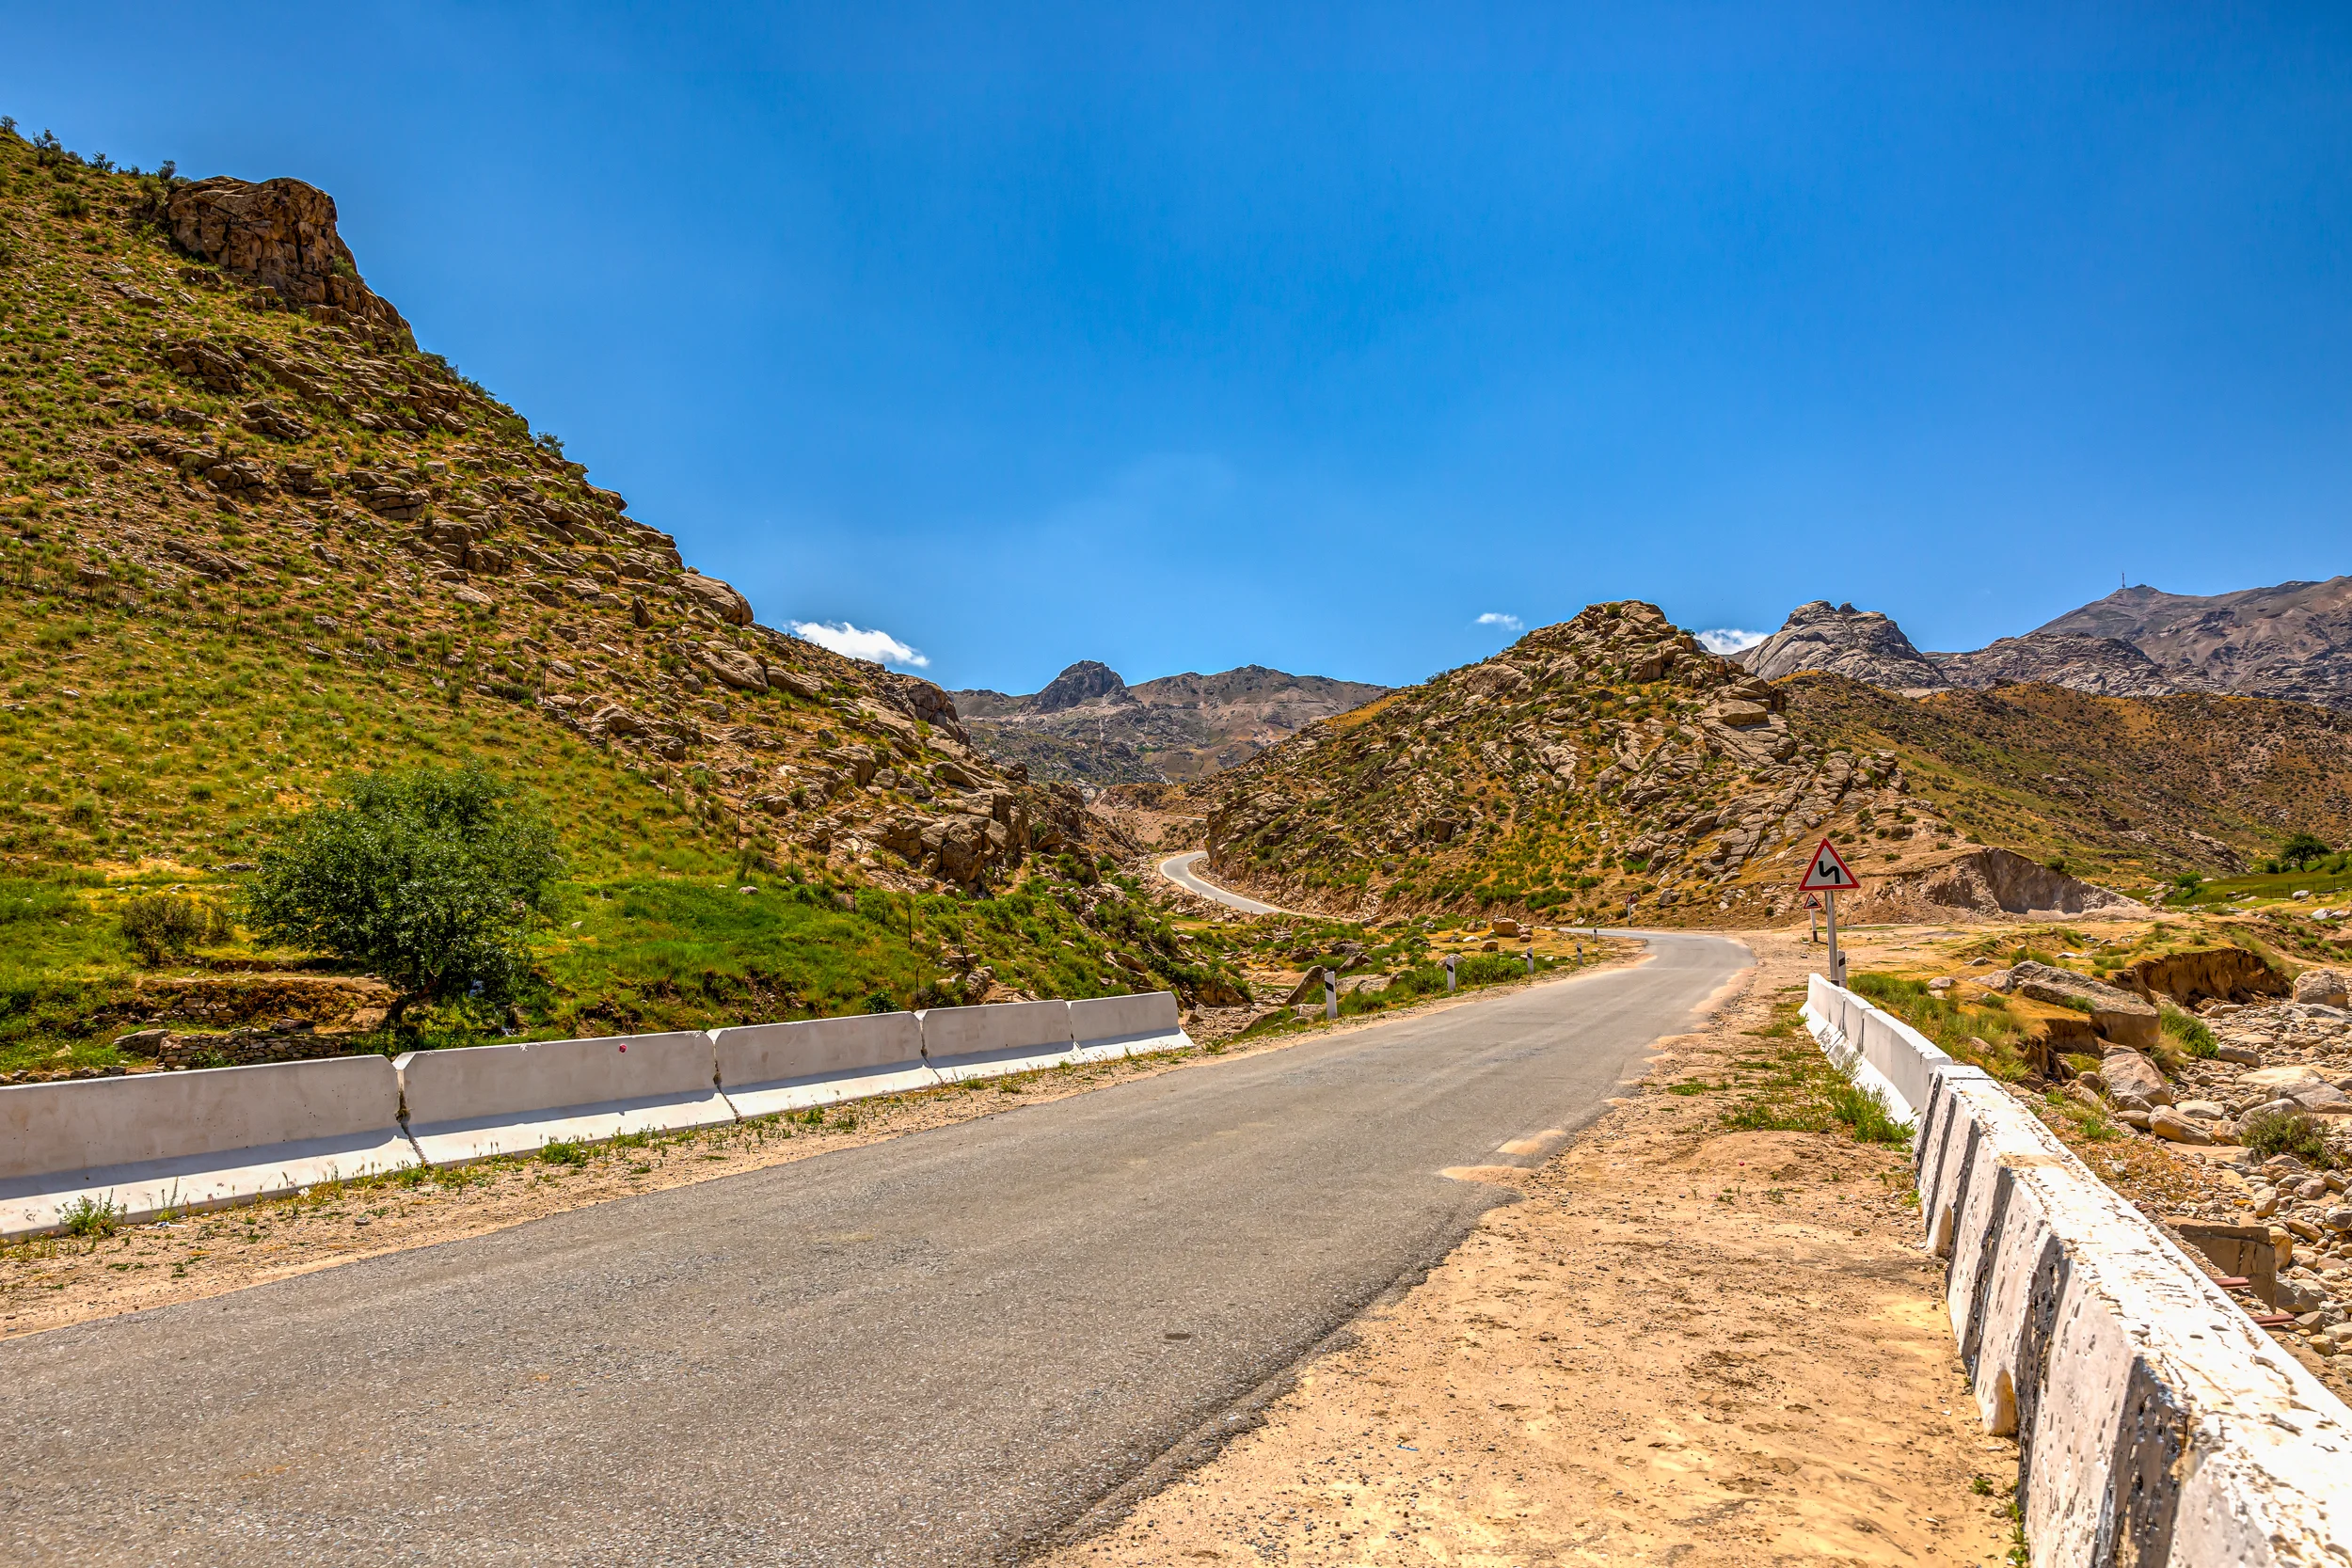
[2279,832,2334,871]
[244,764,565,1010]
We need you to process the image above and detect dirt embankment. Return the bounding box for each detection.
[1042,932,2016,1566]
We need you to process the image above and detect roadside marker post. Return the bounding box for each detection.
[1323,968,1338,1022]
[1444,954,1458,994]
[1798,839,1859,988]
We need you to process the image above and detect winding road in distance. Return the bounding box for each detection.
[1,931,1750,1566]
[1157,848,1290,915]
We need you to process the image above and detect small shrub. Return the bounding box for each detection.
[864,991,898,1014]
[59,1193,124,1238]
[2241,1107,2334,1166]
[538,1139,590,1167]
[2160,1007,2217,1058]
[119,894,233,965]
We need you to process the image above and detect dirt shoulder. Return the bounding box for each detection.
[0,951,1642,1343]
[1041,930,2018,1567]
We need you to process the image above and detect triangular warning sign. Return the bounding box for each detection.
[1798,838,1859,893]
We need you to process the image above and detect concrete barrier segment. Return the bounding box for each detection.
[0,1056,418,1237]
[1813,975,2352,1567]
[918,999,1078,1083]
[1068,992,1191,1063]
[396,1031,733,1164]
[714,1013,940,1117]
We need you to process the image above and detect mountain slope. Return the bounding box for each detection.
[1778,677,2352,880]
[1192,603,2352,926]
[0,133,1122,893]
[2033,578,2352,709]
[952,661,1388,785]
[1930,631,2177,697]
[0,125,1259,1070]
[1200,602,1969,924]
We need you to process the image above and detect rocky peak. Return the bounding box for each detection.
[1030,660,1134,712]
[1736,601,1948,689]
[165,176,409,339]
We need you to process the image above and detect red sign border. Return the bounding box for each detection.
[1798,837,1859,893]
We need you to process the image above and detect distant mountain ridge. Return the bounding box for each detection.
[950,662,1390,785]
[1735,577,2352,710]
[2032,578,2352,709]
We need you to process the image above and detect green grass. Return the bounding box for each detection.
[1719,999,1912,1146]
[1850,971,2032,1080]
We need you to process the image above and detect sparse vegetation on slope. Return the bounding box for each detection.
[1780,676,2352,887]
[0,121,1233,1075]
[1195,601,1964,925]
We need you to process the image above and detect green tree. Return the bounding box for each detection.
[2280,832,2334,871]
[244,764,565,1022]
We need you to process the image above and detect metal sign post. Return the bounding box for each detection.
[1798,839,1860,990]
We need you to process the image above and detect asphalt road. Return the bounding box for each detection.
[1156,850,1289,914]
[1,932,1748,1566]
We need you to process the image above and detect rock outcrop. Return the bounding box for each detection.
[1900,847,2146,919]
[1736,602,1948,689]
[166,177,410,338]
[1931,631,2178,697]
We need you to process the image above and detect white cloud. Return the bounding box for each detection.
[1696,627,1770,655]
[1475,611,1523,631]
[789,621,930,669]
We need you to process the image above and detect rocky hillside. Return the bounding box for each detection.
[952,661,1388,786]
[1930,630,2176,697]
[1781,676,2352,884]
[2032,578,2352,709]
[1199,601,1975,926]
[0,129,1128,902]
[1189,601,2352,927]
[1738,578,2352,710]
[1735,601,1948,689]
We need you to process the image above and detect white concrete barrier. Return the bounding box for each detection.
[714,1012,938,1117]
[1068,991,1191,1063]
[1810,975,2352,1567]
[919,999,1076,1083]
[0,1056,419,1237]
[397,1032,732,1164]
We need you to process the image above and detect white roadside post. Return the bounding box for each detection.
[1323,967,1338,1022]
[1444,954,1458,994]
[1799,839,1859,990]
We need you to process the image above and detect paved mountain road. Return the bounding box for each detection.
[1,934,1748,1566]
[1156,850,1289,914]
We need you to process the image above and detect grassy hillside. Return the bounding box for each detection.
[0,122,1236,1075]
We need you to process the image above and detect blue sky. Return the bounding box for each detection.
[10,5,2350,692]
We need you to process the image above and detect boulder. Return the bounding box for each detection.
[2149,1106,2214,1145]
[2009,959,2159,1048]
[676,573,753,626]
[696,642,768,693]
[2099,1050,2174,1108]
[2294,967,2351,1007]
